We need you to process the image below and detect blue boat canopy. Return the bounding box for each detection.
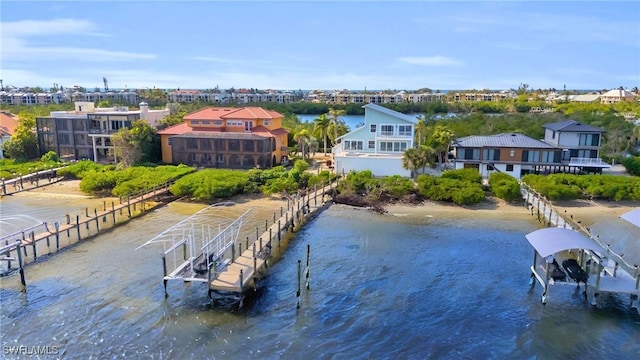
[620,208,640,228]
[525,228,606,258]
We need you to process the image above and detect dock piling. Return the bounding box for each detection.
[16,241,26,291]
[305,244,310,290]
[296,259,301,309]
[54,222,60,250]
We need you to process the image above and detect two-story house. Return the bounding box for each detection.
[451,120,610,180]
[333,103,416,177]
[542,120,609,170]
[158,106,288,169]
[452,133,562,179]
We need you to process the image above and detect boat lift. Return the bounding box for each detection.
[526,226,640,309]
[137,202,253,293]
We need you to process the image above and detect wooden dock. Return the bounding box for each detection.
[1,167,67,197]
[521,183,640,309]
[0,181,175,289]
[208,181,337,302]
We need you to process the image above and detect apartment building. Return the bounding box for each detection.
[36,102,169,163]
[158,106,288,169]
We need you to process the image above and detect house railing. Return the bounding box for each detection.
[568,157,609,166]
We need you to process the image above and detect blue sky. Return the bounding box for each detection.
[1,1,638,91]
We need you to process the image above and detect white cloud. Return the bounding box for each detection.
[397,56,463,67]
[2,18,97,37]
[1,18,156,63]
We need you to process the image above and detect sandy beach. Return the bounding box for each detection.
[7,179,638,226]
[5,179,91,200]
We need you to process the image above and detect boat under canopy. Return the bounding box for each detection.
[525,228,606,257]
[525,227,640,308]
[620,208,640,228]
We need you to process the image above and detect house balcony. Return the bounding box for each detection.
[89,128,117,134]
[567,157,611,168]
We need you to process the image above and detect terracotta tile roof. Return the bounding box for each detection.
[0,111,19,136]
[183,107,237,121]
[219,107,284,120]
[270,128,289,135]
[157,122,191,135]
[251,125,289,138]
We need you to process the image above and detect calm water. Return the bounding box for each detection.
[295,112,463,131]
[1,197,639,359]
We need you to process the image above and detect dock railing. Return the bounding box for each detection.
[520,182,637,278]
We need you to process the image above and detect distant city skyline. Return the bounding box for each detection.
[1,1,638,91]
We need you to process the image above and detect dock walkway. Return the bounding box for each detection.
[208,182,336,301]
[1,181,174,287]
[521,183,640,308]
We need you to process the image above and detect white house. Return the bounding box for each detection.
[333,103,417,177]
[600,89,635,104]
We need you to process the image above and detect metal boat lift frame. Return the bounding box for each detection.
[137,202,252,293]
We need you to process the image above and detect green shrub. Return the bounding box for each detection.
[307,170,337,187]
[40,151,59,163]
[416,174,485,205]
[622,156,640,176]
[441,168,483,184]
[489,172,522,202]
[57,160,107,179]
[293,159,310,173]
[381,175,415,197]
[522,173,640,201]
[169,169,248,201]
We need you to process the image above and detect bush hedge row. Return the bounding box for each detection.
[522,173,640,201]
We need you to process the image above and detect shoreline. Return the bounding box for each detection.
[5,180,637,226]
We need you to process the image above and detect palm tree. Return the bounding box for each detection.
[313,113,331,154]
[429,125,455,169]
[328,107,346,147]
[294,129,311,160]
[402,146,435,180]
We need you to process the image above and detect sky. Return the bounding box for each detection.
[1,0,639,91]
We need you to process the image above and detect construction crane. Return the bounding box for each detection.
[103,77,109,92]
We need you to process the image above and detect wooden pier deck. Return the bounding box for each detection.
[521,183,640,308]
[1,181,174,283]
[1,167,67,197]
[208,182,336,297]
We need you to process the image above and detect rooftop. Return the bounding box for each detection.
[543,120,604,133]
[453,133,555,149]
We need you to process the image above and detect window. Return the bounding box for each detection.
[460,148,480,160]
[213,120,223,125]
[379,141,392,152]
[201,120,211,125]
[263,120,270,126]
[483,149,501,161]
[244,121,253,131]
[552,131,556,139]
[541,151,560,163]
[380,125,394,136]
[370,124,377,133]
[216,154,224,163]
[521,150,539,162]
[191,120,200,125]
[509,149,515,157]
[368,140,375,149]
[506,164,514,171]
[579,133,600,146]
[344,140,363,151]
[398,125,412,136]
